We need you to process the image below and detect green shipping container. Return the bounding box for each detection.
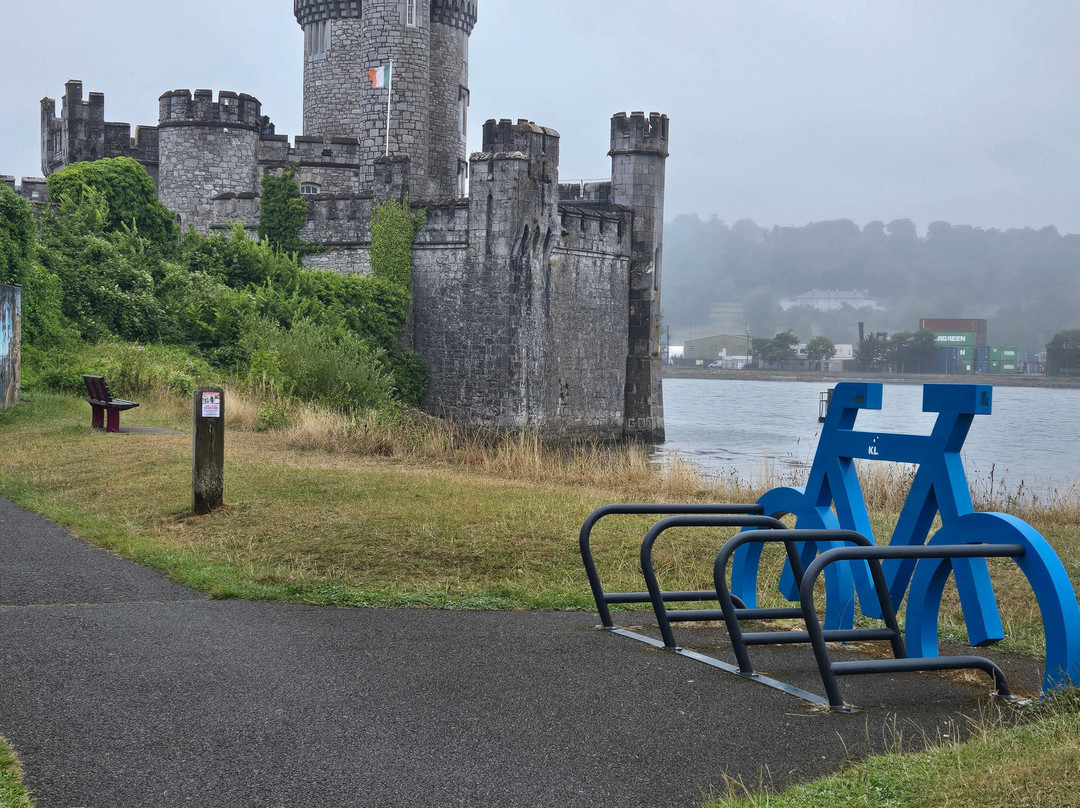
[988,346,1018,360]
[934,332,975,347]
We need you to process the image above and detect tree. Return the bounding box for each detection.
[886,329,938,372]
[258,166,314,254]
[1047,329,1080,377]
[805,335,836,370]
[45,157,178,249]
[0,185,36,286]
[854,333,888,372]
[763,330,799,369]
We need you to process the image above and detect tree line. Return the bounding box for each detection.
[664,215,1080,352]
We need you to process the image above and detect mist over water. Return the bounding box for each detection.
[656,378,1080,499]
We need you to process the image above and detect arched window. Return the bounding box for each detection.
[300,183,321,196]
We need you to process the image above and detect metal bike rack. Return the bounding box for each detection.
[579,503,765,628]
[714,529,1020,711]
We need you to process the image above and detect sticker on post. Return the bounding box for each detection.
[201,392,221,418]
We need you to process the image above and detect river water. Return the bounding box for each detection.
[656,378,1080,500]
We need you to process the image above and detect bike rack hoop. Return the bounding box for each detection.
[638,514,788,648]
[578,503,764,627]
[801,542,1026,709]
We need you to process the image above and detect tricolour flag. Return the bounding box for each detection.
[367,65,391,89]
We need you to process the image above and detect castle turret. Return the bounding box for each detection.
[157,89,264,232]
[610,111,670,442]
[294,0,476,200]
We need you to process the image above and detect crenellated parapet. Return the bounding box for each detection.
[482,118,559,158]
[556,205,630,256]
[1,176,49,203]
[609,111,669,157]
[559,181,612,205]
[293,0,363,27]
[158,90,263,131]
[431,0,477,32]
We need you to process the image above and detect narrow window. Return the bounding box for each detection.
[406,0,418,27]
[458,87,469,137]
[457,161,468,198]
[307,20,330,58]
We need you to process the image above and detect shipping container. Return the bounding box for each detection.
[976,346,990,360]
[919,318,988,346]
[932,331,976,347]
[975,358,990,374]
[930,346,969,374]
[988,346,1018,360]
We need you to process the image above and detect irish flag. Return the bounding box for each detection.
[367,65,391,89]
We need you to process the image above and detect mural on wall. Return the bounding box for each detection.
[1,284,20,409]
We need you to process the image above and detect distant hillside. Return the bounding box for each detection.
[663,215,1080,351]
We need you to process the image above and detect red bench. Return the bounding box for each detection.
[82,375,139,433]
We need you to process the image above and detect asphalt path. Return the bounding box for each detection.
[0,495,1042,808]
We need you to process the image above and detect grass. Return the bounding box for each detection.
[0,735,32,808]
[1,389,1079,808]
[704,690,1080,808]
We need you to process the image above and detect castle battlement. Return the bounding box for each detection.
[293,0,363,26]
[1,176,48,203]
[609,111,670,157]
[431,0,478,32]
[559,181,613,205]
[482,119,560,155]
[158,90,263,130]
[557,204,630,255]
[64,81,104,122]
[292,136,364,165]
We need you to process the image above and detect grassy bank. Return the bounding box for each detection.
[705,691,1080,808]
[1,391,1079,807]
[0,736,32,808]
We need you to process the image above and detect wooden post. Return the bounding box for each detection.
[193,386,225,514]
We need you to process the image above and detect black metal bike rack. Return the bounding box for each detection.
[712,529,1022,711]
[579,503,765,628]
[581,505,1027,711]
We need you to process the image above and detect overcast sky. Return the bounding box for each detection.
[2,0,1078,234]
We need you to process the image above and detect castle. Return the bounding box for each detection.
[4,0,669,441]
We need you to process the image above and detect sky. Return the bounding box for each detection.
[2,0,1078,235]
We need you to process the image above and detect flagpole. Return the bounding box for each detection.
[385,60,393,158]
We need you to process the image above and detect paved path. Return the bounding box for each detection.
[0,496,1041,808]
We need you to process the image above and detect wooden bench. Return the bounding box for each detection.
[82,375,139,433]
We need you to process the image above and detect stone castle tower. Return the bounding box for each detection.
[24,0,669,441]
[294,0,473,201]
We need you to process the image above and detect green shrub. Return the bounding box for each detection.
[45,157,178,250]
[241,317,395,411]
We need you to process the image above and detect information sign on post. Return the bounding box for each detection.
[193,386,225,514]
